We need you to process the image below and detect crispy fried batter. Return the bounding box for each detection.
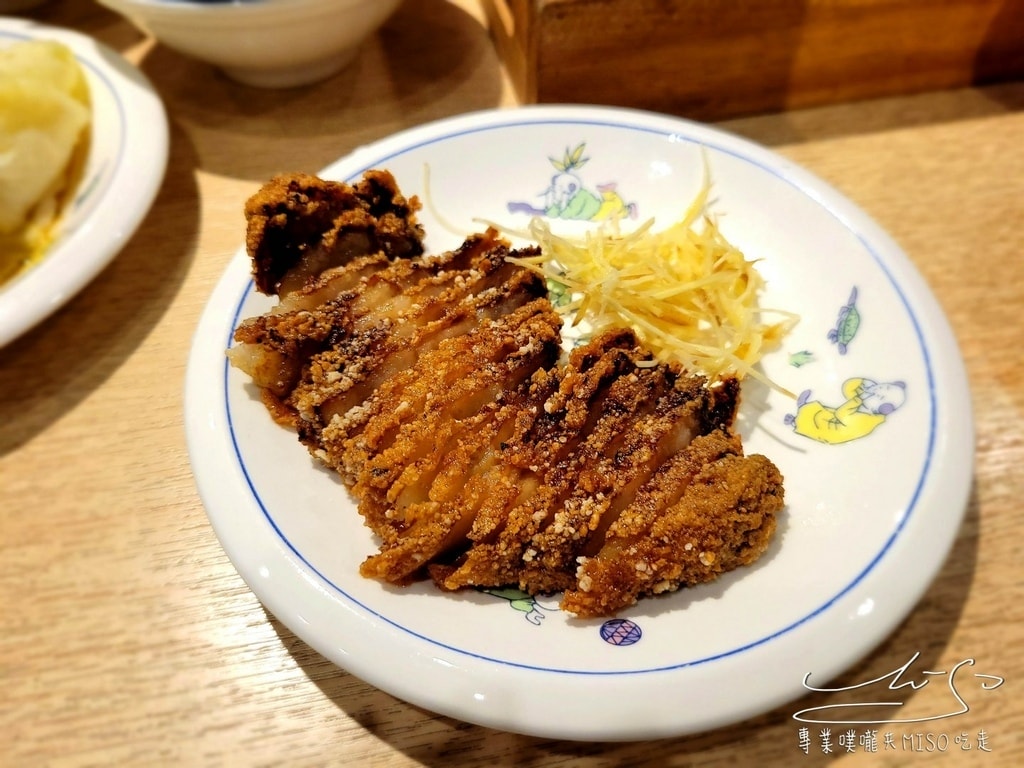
[562,431,783,616]
[229,171,786,618]
[515,368,708,594]
[229,228,541,422]
[244,169,424,295]
[349,300,562,540]
[437,332,650,591]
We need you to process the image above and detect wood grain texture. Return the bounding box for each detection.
[483,0,1024,119]
[1,1,1021,765]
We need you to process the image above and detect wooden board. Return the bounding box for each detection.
[482,0,1024,119]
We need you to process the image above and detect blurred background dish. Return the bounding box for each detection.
[0,18,167,347]
[95,0,403,88]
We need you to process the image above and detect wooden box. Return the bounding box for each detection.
[481,0,1024,120]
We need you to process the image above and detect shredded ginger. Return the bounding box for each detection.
[504,176,798,393]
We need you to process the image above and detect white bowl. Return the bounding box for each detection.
[96,0,402,88]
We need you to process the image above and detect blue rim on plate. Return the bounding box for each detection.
[185,105,973,740]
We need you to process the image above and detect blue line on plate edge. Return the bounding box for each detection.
[222,116,938,676]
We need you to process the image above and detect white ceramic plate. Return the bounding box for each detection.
[0,18,168,347]
[185,106,973,741]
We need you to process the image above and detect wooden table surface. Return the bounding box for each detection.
[3,1,1021,765]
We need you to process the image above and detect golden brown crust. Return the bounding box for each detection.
[244,169,424,295]
[561,432,783,617]
[347,300,562,542]
[229,171,786,617]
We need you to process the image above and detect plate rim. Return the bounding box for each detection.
[185,104,974,740]
[0,18,169,347]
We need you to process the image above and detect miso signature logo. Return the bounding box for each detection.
[793,652,1005,724]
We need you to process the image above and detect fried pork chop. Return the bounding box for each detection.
[228,171,785,617]
[244,169,424,296]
